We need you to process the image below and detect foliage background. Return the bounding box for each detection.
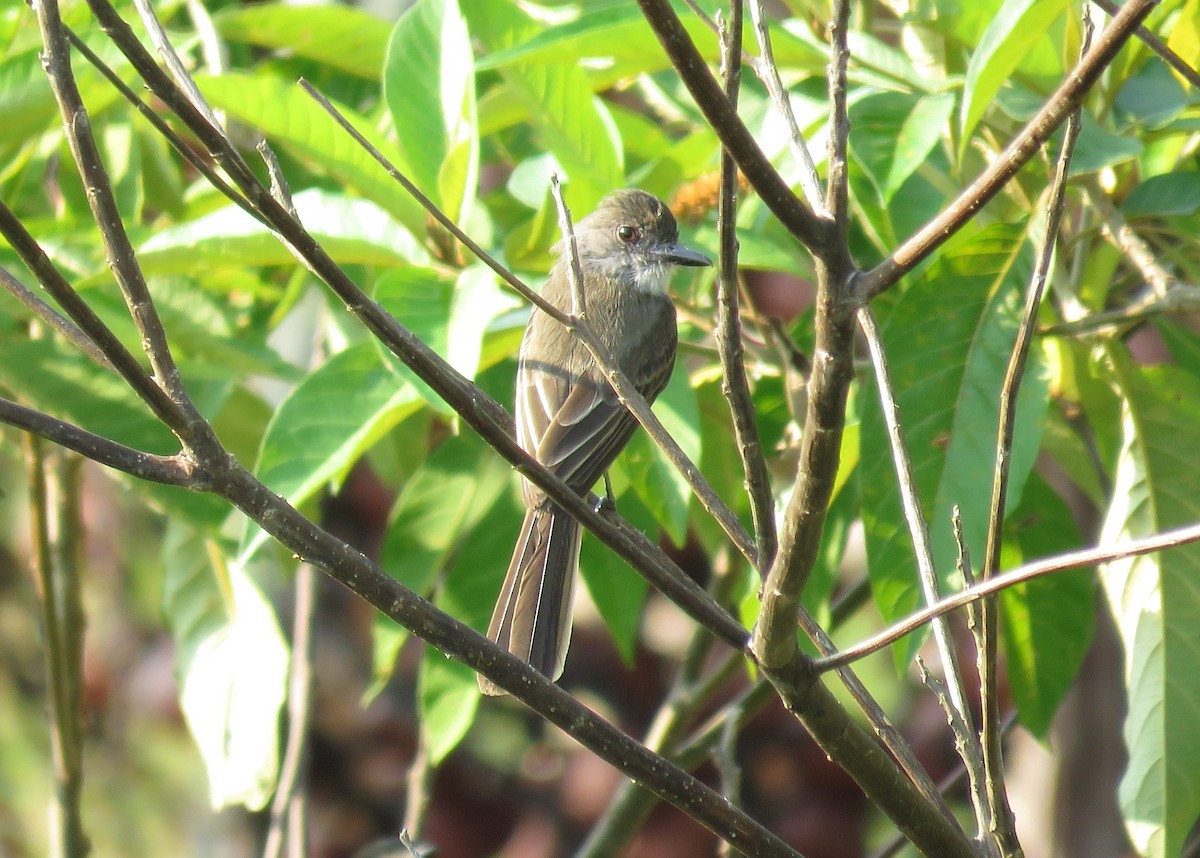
[2,0,1200,855]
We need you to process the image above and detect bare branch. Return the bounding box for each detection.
[745,0,825,214]
[814,518,1200,673]
[714,3,777,569]
[856,307,988,831]
[635,0,831,253]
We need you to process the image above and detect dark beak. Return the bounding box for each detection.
[661,242,712,267]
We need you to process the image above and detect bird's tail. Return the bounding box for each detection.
[479,505,582,696]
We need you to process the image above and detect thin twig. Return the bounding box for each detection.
[714,2,777,570]
[977,19,1088,851]
[855,307,988,833]
[27,438,89,858]
[815,516,1200,672]
[1085,175,1174,298]
[823,0,852,229]
[261,561,317,858]
[0,266,113,370]
[550,174,588,319]
[745,0,825,214]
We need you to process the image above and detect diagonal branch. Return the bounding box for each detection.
[635,0,831,254]
[856,0,1160,301]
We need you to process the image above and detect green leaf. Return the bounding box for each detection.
[373,266,461,411]
[1122,171,1200,218]
[447,266,522,382]
[194,73,427,233]
[418,647,479,764]
[1100,352,1200,858]
[475,3,741,73]
[1001,474,1094,739]
[163,522,288,811]
[135,189,428,277]
[886,92,955,201]
[0,337,224,527]
[216,3,391,79]
[849,91,920,201]
[384,0,479,223]
[960,0,1071,153]
[380,433,511,596]
[859,224,1047,662]
[464,0,622,211]
[243,343,422,559]
[1067,115,1144,175]
[619,368,702,546]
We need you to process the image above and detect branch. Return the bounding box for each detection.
[0,398,192,486]
[714,3,778,569]
[856,0,1160,301]
[635,0,831,254]
[35,0,201,438]
[814,517,1200,672]
[976,35,1087,850]
[211,463,802,858]
[84,0,747,651]
[1091,0,1200,90]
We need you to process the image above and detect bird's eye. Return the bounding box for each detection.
[617,225,641,244]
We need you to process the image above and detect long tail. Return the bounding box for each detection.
[479,505,582,696]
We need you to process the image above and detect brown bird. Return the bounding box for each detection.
[480,189,711,695]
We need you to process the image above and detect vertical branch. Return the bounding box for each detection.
[823,0,852,232]
[714,2,777,570]
[745,0,825,214]
[27,438,89,858]
[35,0,194,425]
[855,308,992,838]
[261,565,317,858]
[978,19,1090,853]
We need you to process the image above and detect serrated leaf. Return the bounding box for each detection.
[1100,353,1200,858]
[859,224,1048,664]
[418,647,479,763]
[163,522,288,811]
[242,343,422,559]
[960,0,1070,152]
[384,0,479,223]
[136,189,428,276]
[216,3,390,79]
[194,73,427,233]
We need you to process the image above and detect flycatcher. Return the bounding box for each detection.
[480,189,711,696]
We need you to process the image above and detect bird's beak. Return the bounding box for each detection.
[660,242,712,268]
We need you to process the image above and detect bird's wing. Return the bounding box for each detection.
[518,360,637,495]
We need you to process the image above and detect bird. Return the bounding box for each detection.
[479,189,712,696]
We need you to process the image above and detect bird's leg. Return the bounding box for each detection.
[595,472,617,514]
